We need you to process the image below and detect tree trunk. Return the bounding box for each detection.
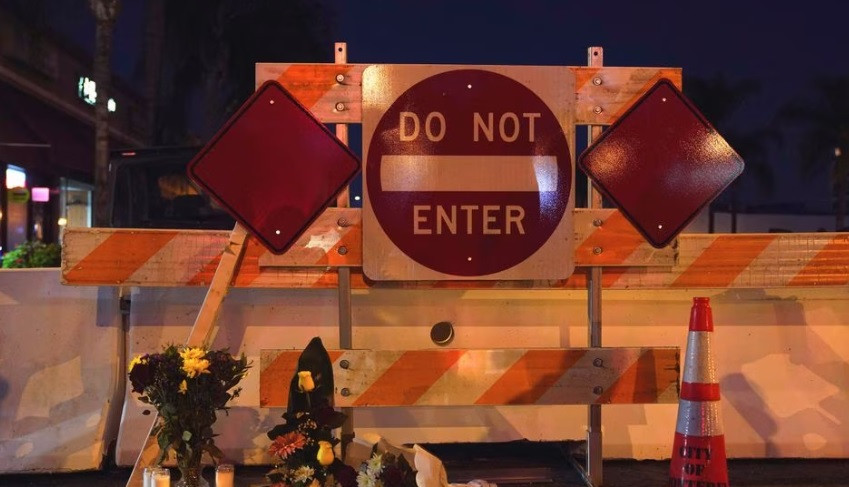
[89,0,120,227]
[143,0,164,143]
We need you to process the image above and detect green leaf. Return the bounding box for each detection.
[202,442,224,460]
[182,430,192,442]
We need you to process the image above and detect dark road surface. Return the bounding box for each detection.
[2,442,847,486]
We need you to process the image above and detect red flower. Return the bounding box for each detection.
[268,431,307,459]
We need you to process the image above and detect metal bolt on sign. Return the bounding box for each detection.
[340,360,350,369]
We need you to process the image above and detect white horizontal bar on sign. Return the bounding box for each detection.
[380,155,558,192]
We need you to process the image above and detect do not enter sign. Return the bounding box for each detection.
[363,66,575,280]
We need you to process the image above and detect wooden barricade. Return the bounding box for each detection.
[259,348,680,408]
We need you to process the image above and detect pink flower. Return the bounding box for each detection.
[268,431,307,459]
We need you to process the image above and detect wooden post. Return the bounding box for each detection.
[125,223,250,487]
[334,41,356,459]
[586,46,604,487]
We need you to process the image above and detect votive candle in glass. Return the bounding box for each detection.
[215,463,234,487]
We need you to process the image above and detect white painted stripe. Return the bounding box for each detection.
[536,348,640,404]
[380,155,558,192]
[683,331,717,384]
[675,398,724,436]
[335,350,405,403]
[417,349,525,405]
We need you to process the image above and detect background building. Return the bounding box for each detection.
[0,4,148,255]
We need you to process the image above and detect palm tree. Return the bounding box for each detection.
[780,77,849,230]
[88,0,121,226]
[151,0,331,145]
[685,74,777,232]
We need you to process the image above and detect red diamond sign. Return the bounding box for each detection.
[188,81,360,254]
[578,79,743,248]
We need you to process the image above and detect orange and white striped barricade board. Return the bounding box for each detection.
[255,63,682,126]
[62,208,849,289]
[259,347,680,408]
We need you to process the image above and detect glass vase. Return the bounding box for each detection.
[175,462,209,487]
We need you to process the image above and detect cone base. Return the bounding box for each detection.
[669,432,729,486]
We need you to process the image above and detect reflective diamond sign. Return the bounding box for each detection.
[578,79,743,248]
[188,81,360,254]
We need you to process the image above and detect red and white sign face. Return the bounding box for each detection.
[363,66,575,280]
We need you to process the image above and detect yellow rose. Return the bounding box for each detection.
[297,371,315,392]
[128,355,147,373]
[178,379,187,394]
[182,357,211,378]
[316,441,334,466]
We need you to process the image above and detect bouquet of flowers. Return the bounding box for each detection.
[128,345,249,487]
[266,338,355,487]
[354,450,417,487]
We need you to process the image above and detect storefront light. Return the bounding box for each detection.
[58,217,68,226]
[5,165,25,189]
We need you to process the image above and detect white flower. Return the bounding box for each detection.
[357,470,375,487]
[366,453,383,475]
[293,465,315,483]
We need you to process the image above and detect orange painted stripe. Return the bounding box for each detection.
[232,238,267,286]
[260,350,344,407]
[596,349,670,404]
[277,64,350,110]
[612,70,682,120]
[352,350,465,406]
[64,231,178,284]
[475,350,586,405]
[576,211,646,265]
[672,235,775,288]
[187,255,221,286]
[789,234,849,286]
[259,352,300,407]
[574,67,602,91]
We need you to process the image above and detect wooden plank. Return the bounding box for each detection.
[125,223,250,487]
[62,224,849,289]
[255,63,681,125]
[61,208,667,287]
[260,347,679,407]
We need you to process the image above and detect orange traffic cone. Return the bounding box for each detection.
[669,297,729,487]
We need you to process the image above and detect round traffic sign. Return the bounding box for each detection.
[366,69,572,276]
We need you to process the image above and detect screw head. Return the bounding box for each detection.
[335,102,346,111]
[592,218,603,227]
[338,246,348,255]
[592,77,602,86]
[593,358,604,367]
[340,360,350,369]
[341,387,351,397]
[593,386,603,395]
[335,73,345,83]
[337,218,350,227]
[593,246,603,255]
[593,106,603,114]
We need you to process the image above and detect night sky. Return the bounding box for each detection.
[48,0,849,212]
